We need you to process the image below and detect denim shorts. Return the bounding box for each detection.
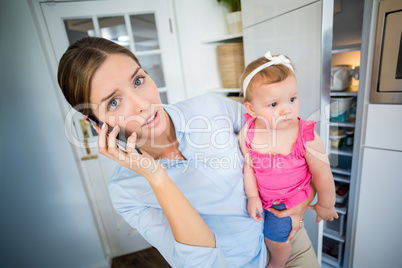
[263,203,292,243]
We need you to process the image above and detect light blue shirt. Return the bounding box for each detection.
[109,94,267,267]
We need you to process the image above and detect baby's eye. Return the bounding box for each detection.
[268,102,277,108]
[134,77,144,87]
[289,97,296,102]
[108,98,120,110]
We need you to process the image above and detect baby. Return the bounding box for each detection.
[239,52,338,268]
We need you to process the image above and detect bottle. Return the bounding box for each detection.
[345,130,354,147]
[349,96,357,121]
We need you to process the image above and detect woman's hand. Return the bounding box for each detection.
[247,197,263,222]
[269,183,317,242]
[89,118,166,181]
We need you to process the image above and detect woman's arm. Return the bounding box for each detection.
[110,182,225,267]
[94,122,215,248]
[305,131,338,223]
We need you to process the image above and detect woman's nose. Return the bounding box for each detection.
[128,92,147,114]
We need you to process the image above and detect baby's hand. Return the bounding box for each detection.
[309,203,339,223]
[247,197,263,222]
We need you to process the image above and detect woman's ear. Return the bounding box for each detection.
[244,102,256,117]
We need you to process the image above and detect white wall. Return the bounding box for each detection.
[0,1,107,267]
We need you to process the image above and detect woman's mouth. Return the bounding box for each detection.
[141,111,159,128]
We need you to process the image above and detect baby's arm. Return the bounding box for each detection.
[305,131,339,223]
[239,125,263,222]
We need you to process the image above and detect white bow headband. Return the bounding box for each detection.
[242,51,294,98]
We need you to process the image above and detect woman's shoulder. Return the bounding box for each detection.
[172,93,243,117]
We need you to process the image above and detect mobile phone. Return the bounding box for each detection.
[87,115,142,154]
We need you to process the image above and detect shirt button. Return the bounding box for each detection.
[298,187,301,190]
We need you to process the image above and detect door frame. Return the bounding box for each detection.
[28,0,184,263]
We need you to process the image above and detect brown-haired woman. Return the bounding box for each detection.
[58,37,319,267]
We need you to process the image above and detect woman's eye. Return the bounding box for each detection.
[108,98,120,110]
[134,77,144,87]
[269,102,277,108]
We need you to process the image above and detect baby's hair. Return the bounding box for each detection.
[239,55,295,102]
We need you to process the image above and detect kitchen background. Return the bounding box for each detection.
[1,0,401,268]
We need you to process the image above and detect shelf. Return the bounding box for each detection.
[201,33,243,43]
[324,231,345,243]
[332,43,361,54]
[333,173,350,184]
[322,254,341,268]
[331,167,351,176]
[330,85,358,97]
[329,120,355,128]
[330,141,354,157]
[329,154,352,176]
[330,149,353,157]
[335,204,347,215]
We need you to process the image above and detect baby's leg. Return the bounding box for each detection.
[265,237,291,268]
[264,203,292,268]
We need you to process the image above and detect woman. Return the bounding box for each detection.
[58,37,319,267]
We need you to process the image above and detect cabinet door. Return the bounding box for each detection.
[243,2,322,125]
[242,1,326,259]
[353,148,402,267]
[241,0,318,28]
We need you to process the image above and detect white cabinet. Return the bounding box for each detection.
[353,147,402,268]
[242,0,318,28]
[365,104,402,151]
[242,1,322,123]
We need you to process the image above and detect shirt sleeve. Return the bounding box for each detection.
[109,182,226,268]
[213,94,246,134]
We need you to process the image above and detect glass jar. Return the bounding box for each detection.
[345,130,354,147]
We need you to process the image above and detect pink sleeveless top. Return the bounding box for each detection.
[243,113,316,209]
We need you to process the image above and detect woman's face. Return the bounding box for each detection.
[89,53,167,141]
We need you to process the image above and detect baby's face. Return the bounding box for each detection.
[245,74,299,130]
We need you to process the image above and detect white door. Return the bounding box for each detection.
[40,0,184,258]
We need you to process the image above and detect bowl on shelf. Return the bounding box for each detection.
[330,96,353,122]
[330,65,352,91]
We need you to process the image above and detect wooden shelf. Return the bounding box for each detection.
[201,33,243,43]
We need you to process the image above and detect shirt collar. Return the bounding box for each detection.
[163,104,187,146]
